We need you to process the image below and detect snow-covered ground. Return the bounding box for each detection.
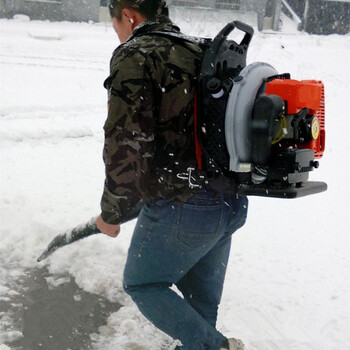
[1,12,350,350]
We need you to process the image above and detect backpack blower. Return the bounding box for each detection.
[196,21,327,198]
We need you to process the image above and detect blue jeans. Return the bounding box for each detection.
[123,189,248,350]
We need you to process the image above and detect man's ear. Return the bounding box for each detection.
[122,8,146,28]
[121,8,133,22]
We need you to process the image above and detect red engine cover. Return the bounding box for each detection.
[266,79,325,159]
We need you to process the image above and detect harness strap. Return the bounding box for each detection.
[133,30,218,188]
[138,30,210,48]
[194,93,203,170]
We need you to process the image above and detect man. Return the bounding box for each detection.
[96,1,248,349]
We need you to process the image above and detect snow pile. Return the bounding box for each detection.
[1,15,350,350]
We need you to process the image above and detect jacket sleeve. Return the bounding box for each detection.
[101,48,156,224]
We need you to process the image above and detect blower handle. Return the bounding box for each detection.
[213,20,254,49]
[201,20,254,75]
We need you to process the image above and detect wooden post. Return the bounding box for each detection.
[263,0,282,31]
[272,0,282,31]
[302,0,309,31]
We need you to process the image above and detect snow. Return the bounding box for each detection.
[1,13,350,350]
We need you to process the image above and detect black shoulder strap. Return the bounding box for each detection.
[152,31,209,46]
[136,30,211,51]
[104,31,209,90]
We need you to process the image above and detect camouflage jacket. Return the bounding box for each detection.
[100,16,203,224]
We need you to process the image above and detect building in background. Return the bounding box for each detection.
[286,0,350,34]
[167,0,274,30]
[0,0,274,30]
[0,0,100,22]
[0,0,348,34]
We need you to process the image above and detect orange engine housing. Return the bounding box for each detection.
[266,79,325,159]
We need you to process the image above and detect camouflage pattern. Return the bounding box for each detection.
[101,15,203,224]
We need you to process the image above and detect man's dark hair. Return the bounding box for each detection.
[109,0,168,21]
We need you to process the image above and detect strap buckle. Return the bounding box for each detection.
[177,167,202,190]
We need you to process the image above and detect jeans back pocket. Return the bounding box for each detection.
[177,203,223,249]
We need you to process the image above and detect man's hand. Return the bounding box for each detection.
[96,215,121,238]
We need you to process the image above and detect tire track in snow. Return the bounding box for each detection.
[0,108,104,142]
[1,53,106,65]
[0,48,109,71]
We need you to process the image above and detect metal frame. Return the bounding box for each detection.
[24,0,63,3]
[215,0,241,10]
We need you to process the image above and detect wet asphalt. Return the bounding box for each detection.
[1,267,120,350]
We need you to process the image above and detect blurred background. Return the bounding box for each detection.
[0,0,349,34]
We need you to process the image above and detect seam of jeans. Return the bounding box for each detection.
[225,209,247,236]
[175,202,181,226]
[181,202,223,210]
[176,231,218,249]
[218,204,225,237]
[136,208,156,257]
[176,204,224,250]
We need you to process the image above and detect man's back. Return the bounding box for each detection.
[102,16,203,223]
